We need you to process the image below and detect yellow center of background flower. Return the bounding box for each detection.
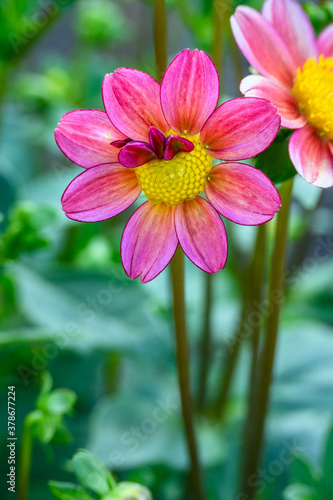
[292,56,333,140]
[135,135,212,206]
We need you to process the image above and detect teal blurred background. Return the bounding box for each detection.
[1,1,333,499]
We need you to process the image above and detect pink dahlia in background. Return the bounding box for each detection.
[231,0,333,188]
[55,49,281,283]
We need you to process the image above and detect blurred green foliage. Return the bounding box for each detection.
[25,371,76,445]
[49,449,152,500]
[0,1,333,500]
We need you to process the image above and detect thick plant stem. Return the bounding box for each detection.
[153,0,167,81]
[171,247,206,500]
[18,419,33,500]
[212,0,223,76]
[197,273,213,410]
[212,0,233,89]
[240,178,294,500]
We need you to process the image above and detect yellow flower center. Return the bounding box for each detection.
[135,134,212,206]
[292,56,333,140]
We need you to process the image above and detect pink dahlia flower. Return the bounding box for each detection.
[231,0,333,188]
[55,49,281,283]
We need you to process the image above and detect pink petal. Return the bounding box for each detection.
[240,75,306,129]
[289,126,333,188]
[160,49,219,135]
[231,6,297,87]
[62,164,141,222]
[262,0,317,68]
[111,139,132,148]
[149,127,165,159]
[164,135,194,161]
[317,24,333,58]
[55,110,126,168]
[102,69,169,142]
[121,202,178,283]
[205,162,281,225]
[175,197,227,273]
[118,142,157,168]
[200,97,280,161]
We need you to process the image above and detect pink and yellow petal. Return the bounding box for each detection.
[62,164,141,222]
[205,163,281,225]
[289,126,333,188]
[160,49,219,135]
[240,75,306,129]
[121,202,178,283]
[102,68,169,142]
[200,97,280,161]
[55,110,126,168]
[262,0,316,68]
[317,24,333,58]
[231,6,296,87]
[175,197,228,273]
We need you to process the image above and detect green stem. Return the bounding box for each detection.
[105,353,120,394]
[197,273,213,411]
[212,0,234,91]
[212,0,224,79]
[153,0,167,82]
[240,178,294,500]
[171,247,206,500]
[18,419,33,500]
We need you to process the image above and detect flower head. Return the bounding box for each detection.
[55,49,281,283]
[231,0,333,188]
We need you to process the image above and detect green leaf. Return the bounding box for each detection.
[292,453,319,487]
[255,130,297,184]
[86,393,226,470]
[50,425,73,445]
[322,423,333,496]
[38,388,77,415]
[289,454,327,500]
[9,263,162,353]
[49,481,94,500]
[28,409,59,443]
[303,2,329,32]
[0,328,65,347]
[73,449,115,496]
[40,371,53,395]
[283,483,318,500]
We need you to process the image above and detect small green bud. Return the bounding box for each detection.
[103,482,153,500]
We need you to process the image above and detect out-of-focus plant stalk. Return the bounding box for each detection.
[153,2,205,498]
[240,178,294,500]
[18,418,33,500]
[153,0,167,82]
[212,0,225,80]
[197,273,213,410]
[171,248,206,500]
